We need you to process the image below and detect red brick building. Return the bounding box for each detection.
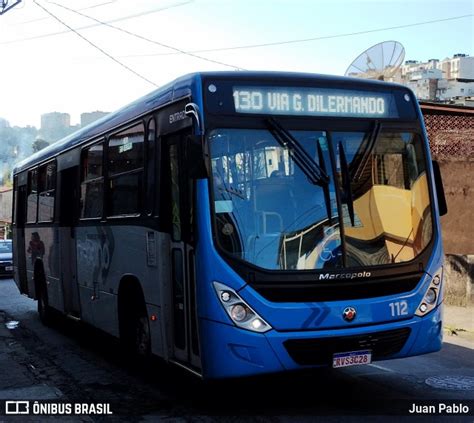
[420,101,474,159]
[420,102,474,254]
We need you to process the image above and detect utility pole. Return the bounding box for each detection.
[0,0,22,15]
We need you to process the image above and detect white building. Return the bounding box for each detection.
[399,54,474,101]
[441,54,474,80]
[401,59,441,80]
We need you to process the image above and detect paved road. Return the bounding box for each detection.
[0,278,473,422]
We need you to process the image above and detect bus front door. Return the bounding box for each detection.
[165,133,201,371]
[13,178,28,295]
[58,166,81,317]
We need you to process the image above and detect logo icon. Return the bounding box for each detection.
[342,306,357,322]
[5,401,29,414]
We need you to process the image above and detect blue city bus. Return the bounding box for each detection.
[12,72,447,378]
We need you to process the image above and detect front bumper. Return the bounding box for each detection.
[200,304,443,379]
[0,263,14,277]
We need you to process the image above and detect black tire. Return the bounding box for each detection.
[135,313,151,358]
[120,297,151,359]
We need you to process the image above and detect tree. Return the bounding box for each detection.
[2,166,12,187]
[32,138,49,153]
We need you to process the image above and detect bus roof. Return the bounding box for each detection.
[14,71,409,174]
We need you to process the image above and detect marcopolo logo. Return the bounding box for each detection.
[319,271,371,280]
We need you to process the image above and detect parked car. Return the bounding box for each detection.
[0,239,13,277]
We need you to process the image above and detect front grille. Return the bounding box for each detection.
[284,327,411,365]
[252,273,423,302]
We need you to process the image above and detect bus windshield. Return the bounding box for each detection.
[209,126,432,271]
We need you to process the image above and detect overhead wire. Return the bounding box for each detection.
[112,13,474,58]
[13,0,119,25]
[4,5,472,58]
[63,0,118,11]
[46,0,245,70]
[1,1,194,44]
[32,0,160,88]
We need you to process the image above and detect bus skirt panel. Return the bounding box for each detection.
[199,304,442,378]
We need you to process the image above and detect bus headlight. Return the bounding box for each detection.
[425,288,437,305]
[230,304,249,322]
[213,282,272,333]
[416,269,443,317]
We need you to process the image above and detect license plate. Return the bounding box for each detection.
[332,350,372,368]
[5,266,13,271]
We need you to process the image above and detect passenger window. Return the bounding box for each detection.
[83,144,103,180]
[107,123,145,216]
[26,169,38,223]
[80,142,104,219]
[38,161,56,222]
[108,123,144,174]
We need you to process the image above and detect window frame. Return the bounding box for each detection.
[37,160,57,223]
[80,139,105,221]
[106,121,146,218]
[26,167,39,224]
[145,116,157,217]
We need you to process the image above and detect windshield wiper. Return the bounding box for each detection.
[338,141,355,227]
[265,117,332,223]
[265,118,330,186]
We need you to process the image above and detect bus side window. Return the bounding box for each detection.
[107,123,145,217]
[13,176,26,228]
[80,142,104,219]
[38,161,56,222]
[146,118,156,216]
[26,169,38,223]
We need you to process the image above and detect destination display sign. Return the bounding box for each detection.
[232,86,398,118]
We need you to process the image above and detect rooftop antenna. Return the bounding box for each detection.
[345,41,405,81]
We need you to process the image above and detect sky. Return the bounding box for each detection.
[0,0,472,128]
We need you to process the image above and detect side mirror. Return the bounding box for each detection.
[186,135,209,179]
[432,160,447,216]
[185,103,201,132]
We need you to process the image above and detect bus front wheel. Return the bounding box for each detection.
[119,290,151,359]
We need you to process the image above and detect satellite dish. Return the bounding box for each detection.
[345,41,405,81]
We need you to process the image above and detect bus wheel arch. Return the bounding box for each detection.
[117,275,151,358]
